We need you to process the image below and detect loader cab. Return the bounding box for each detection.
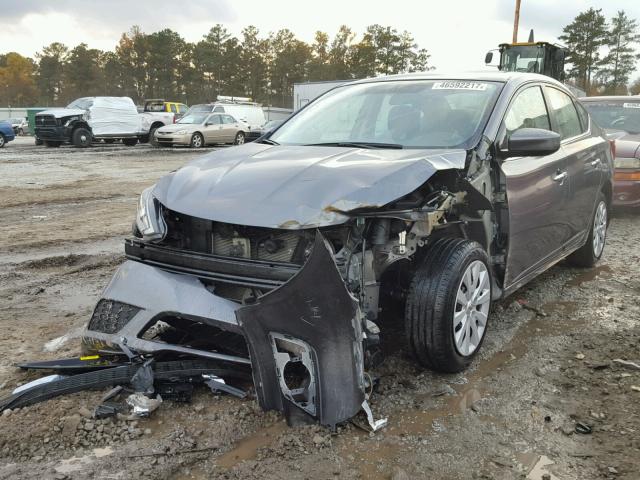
[485,42,566,82]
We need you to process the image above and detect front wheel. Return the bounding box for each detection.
[0,134,5,148]
[234,132,245,145]
[567,194,608,267]
[72,128,92,148]
[405,238,492,373]
[190,133,204,148]
[122,138,138,147]
[148,128,159,147]
[35,137,43,146]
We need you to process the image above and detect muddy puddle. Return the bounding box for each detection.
[566,264,612,287]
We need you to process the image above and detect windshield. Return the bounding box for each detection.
[582,101,640,134]
[188,104,213,113]
[67,98,94,110]
[270,80,501,149]
[177,113,209,124]
[500,46,544,73]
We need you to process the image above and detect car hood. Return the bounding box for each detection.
[606,130,640,159]
[157,123,200,133]
[153,143,466,229]
[36,108,86,119]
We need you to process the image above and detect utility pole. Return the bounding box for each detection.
[512,0,521,43]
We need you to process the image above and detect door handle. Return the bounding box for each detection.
[590,158,600,167]
[552,171,568,183]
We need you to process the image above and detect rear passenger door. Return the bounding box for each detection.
[500,85,570,289]
[221,115,239,142]
[544,86,603,245]
[203,114,223,143]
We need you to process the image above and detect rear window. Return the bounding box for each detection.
[545,87,582,140]
[582,101,640,134]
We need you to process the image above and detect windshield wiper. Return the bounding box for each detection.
[306,142,403,149]
[258,138,279,145]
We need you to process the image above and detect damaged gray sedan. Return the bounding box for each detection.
[82,73,613,428]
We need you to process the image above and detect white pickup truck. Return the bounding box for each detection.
[34,97,174,148]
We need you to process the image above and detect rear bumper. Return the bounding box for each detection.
[613,179,640,208]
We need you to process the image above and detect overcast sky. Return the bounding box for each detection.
[2,0,640,75]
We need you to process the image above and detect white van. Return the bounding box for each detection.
[187,96,266,131]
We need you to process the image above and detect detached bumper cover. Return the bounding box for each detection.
[236,234,365,427]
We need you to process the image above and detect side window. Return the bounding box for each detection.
[207,115,221,125]
[575,101,590,133]
[179,104,188,114]
[545,87,582,140]
[169,104,177,113]
[504,86,551,136]
[223,115,236,124]
[213,106,225,113]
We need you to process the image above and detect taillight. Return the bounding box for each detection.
[614,171,640,181]
[173,115,176,124]
[609,139,616,159]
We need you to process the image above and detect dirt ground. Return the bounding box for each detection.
[0,136,639,480]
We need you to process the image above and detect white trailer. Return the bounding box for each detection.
[293,80,351,111]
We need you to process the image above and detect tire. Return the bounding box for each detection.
[18,128,24,136]
[234,132,245,145]
[122,138,138,147]
[190,133,204,148]
[0,134,5,148]
[148,128,159,147]
[405,238,492,373]
[44,141,61,147]
[35,137,43,146]
[567,193,608,268]
[72,128,92,148]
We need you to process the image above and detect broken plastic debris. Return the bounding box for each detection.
[126,393,162,417]
[613,359,640,371]
[12,375,66,395]
[203,374,247,399]
[361,400,387,432]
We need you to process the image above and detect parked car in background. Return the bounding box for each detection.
[0,121,16,147]
[85,73,613,428]
[581,96,640,208]
[246,119,286,142]
[140,99,182,146]
[7,118,28,135]
[154,112,248,147]
[187,96,266,136]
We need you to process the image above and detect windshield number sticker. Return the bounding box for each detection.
[623,103,640,109]
[432,81,488,91]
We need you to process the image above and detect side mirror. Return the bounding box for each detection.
[505,128,561,157]
[485,51,494,64]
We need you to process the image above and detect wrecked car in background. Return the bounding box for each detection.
[10,73,613,429]
[580,96,640,209]
[33,96,173,148]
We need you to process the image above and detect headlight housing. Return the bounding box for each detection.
[175,129,188,135]
[135,186,166,241]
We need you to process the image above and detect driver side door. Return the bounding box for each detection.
[500,85,571,291]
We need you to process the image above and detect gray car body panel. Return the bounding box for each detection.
[83,260,250,364]
[153,143,466,229]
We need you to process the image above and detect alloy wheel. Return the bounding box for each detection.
[593,200,607,258]
[453,260,491,356]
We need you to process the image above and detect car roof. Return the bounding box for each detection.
[579,95,640,102]
[346,71,566,88]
